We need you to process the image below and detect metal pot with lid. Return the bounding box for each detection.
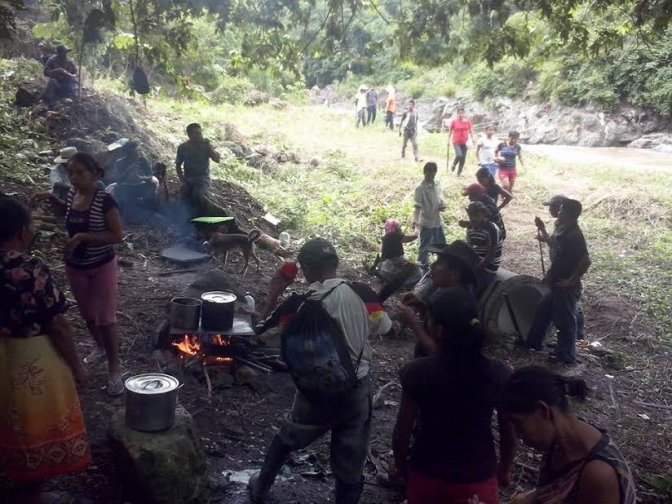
[201,290,237,330]
[125,373,182,432]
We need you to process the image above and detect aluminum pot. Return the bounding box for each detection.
[125,373,182,432]
[169,297,202,331]
[201,290,237,331]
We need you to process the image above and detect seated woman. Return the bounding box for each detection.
[501,366,636,504]
[392,289,516,503]
[377,219,422,303]
[0,198,90,503]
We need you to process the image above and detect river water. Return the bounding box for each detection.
[524,144,671,171]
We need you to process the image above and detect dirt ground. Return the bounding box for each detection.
[1,171,670,504]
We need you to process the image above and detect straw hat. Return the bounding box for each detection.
[53,146,77,164]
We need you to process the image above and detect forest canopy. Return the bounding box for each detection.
[4,0,672,114]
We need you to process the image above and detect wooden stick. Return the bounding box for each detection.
[236,357,272,374]
[634,400,672,411]
[608,379,619,415]
[203,364,213,403]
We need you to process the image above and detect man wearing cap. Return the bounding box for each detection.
[528,198,591,364]
[536,194,585,339]
[250,238,392,504]
[461,183,506,240]
[43,44,78,109]
[399,240,480,355]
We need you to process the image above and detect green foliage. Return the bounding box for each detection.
[405,82,426,99]
[464,59,537,100]
[210,76,254,104]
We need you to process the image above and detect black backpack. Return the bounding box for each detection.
[281,282,363,401]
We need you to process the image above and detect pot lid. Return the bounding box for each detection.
[202,291,237,303]
[125,373,180,394]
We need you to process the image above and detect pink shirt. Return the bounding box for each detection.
[450,119,472,144]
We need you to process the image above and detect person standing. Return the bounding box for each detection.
[175,123,221,205]
[384,87,396,130]
[495,130,525,193]
[0,198,91,504]
[465,201,503,296]
[413,162,445,268]
[476,125,500,177]
[366,86,378,125]
[392,290,516,504]
[400,100,420,162]
[447,107,475,176]
[355,86,368,128]
[249,238,392,504]
[501,366,636,504]
[31,152,124,395]
[527,199,590,365]
[42,44,78,109]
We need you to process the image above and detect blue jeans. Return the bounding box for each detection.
[451,143,468,175]
[527,284,582,363]
[418,225,446,267]
[480,163,498,177]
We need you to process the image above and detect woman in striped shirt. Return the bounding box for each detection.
[32,153,124,396]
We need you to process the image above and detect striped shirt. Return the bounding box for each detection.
[536,430,636,504]
[466,221,502,274]
[65,189,117,269]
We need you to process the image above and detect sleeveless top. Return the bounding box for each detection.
[65,188,117,269]
[536,430,636,504]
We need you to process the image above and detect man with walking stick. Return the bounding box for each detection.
[527,198,590,365]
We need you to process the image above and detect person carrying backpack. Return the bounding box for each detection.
[249,238,392,504]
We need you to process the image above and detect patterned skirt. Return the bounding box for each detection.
[0,335,91,481]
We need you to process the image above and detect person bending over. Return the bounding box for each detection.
[377,219,422,303]
[502,366,636,504]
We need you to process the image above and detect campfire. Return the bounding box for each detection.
[171,334,234,366]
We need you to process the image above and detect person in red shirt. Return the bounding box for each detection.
[446,107,475,176]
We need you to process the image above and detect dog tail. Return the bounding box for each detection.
[248,229,263,243]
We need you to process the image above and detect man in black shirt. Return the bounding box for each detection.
[527,199,591,364]
[42,44,78,109]
[175,123,221,203]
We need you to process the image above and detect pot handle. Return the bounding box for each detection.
[141,379,164,390]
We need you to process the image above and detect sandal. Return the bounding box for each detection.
[83,349,106,364]
[107,379,124,396]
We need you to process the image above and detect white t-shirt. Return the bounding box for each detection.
[355,92,367,111]
[477,135,499,165]
[414,180,444,228]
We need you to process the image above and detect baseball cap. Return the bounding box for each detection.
[297,238,339,267]
[462,183,485,197]
[56,44,71,53]
[542,194,567,206]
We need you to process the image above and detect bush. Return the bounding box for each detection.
[435,81,457,98]
[465,59,536,100]
[210,76,255,104]
[405,81,426,99]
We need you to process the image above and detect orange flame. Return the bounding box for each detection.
[172,335,201,356]
[212,334,230,346]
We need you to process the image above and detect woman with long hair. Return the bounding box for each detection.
[393,289,516,503]
[32,152,124,395]
[502,366,636,504]
[0,198,90,503]
[495,130,525,193]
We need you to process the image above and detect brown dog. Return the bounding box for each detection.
[204,229,262,277]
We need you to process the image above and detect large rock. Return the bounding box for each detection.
[222,122,247,144]
[108,406,207,504]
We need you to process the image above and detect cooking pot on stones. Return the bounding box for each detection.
[169,297,202,331]
[201,290,237,331]
[125,373,182,432]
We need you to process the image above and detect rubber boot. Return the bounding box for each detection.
[248,436,292,503]
[335,478,365,504]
